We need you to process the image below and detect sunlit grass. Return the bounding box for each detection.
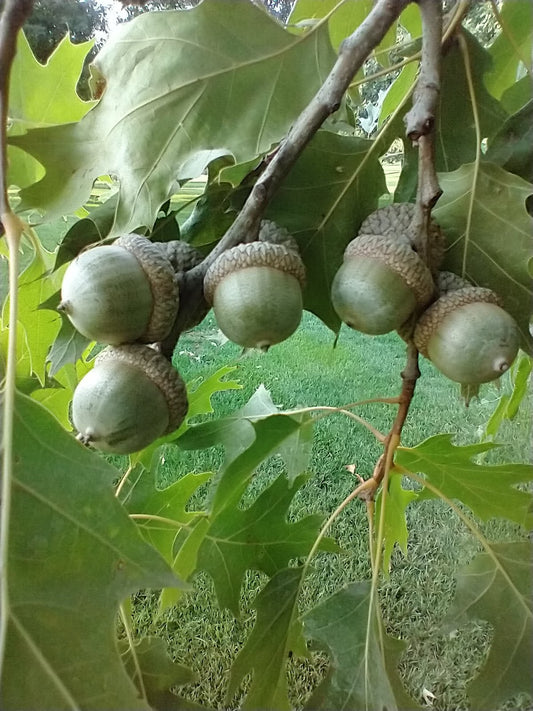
[131,311,531,711]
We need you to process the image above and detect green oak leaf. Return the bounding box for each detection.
[198,473,339,615]
[3,246,63,384]
[119,636,199,711]
[446,542,533,710]
[227,567,306,711]
[395,434,533,527]
[375,472,418,573]
[54,193,119,269]
[433,161,533,353]
[485,1,533,101]
[47,314,91,377]
[8,32,94,188]
[120,467,210,558]
[267,129,386,332]
[483,353,532,440]
[0,392,181,711]
[303,582,421,710]
[485,99,533,182]
[11,0,335,233]
[177,384,314,483]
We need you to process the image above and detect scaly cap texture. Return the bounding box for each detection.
[359,203,446,272]
[114,234,179,342]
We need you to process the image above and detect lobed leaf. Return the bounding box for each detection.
[11,0,336,233]
[396,434,533,527]
[227,567,306,711]
[8,32,94,189]
[446,542,533,710]
[375,472,418,574]
[303,582,421,710]
[198,473,339,615]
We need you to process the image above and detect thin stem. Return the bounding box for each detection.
[129,513,198,529]
[119,603,148,703]
[0,213,23,680]
[115,465,134,499]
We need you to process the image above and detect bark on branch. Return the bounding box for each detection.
[405,0,443,263]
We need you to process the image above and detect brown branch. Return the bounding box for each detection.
[0,0,34,219]
[405,0,443,264]
[161,0,412,356]
[356,342,420,502]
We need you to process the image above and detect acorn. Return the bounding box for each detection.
[331,232,435,335]
[72,344,188,454]
[414,286,520,387]
[59,234,178,345]
[203,240,306,350]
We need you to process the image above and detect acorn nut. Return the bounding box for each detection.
[59,234,178,345]
[72,344,188,454]
[331,231,435,335]
[414,286,520,386]
[204,240,306,350]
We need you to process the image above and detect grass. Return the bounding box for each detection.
[130,312,532,711]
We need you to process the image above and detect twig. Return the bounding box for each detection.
[356,342,420,502]
[161,0,411,355]
[405,0,443,263]
[0,0,35,683]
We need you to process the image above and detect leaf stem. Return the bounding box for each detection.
[0,212,23,680]
[0,0,35,679]
[119,603,148,704]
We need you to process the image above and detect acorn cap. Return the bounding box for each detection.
[436,270,471,294]
[258,219,300,253]
[344,233,434,307]
[95,344,188,433]
[359,203,446,271]
[160,240,204,272]
[114,234,179,342]
[414,286,502,358]
[204,241,306,304]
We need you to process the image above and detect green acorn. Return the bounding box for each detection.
[59,234,178,345]
[72,344,188,454]
[204,239,306,350]
[414,286,520,387]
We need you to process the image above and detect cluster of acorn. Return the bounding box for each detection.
[61,223,307,454]
[62,206,519,455]
[330,204,520,396]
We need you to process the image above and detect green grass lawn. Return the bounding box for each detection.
[131,312,531,711]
